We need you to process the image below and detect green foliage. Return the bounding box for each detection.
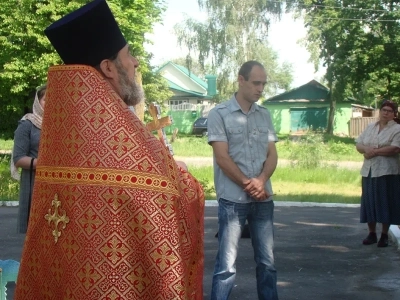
[288,133,328,169]
[189,166,216,198]
[174,0,293,101]
[288,0,400,114]
[0,139,14,151]
[326,140,354,156]
[0,0,170,139]
[0,155,19,201]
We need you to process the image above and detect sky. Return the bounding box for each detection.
[145,0,326,88]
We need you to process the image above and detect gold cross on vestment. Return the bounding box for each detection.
[146,103,174,155]
[45,194,70,243]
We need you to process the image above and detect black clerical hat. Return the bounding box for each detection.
[44,0,127,66]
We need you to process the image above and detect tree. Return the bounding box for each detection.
[288,0,400,133]
[173,0,293,102]
[0,0,171,139]
[171,56,214,79]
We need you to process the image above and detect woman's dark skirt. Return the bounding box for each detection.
[360,172,400,225]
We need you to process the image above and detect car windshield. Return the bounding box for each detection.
[195,118,207,125]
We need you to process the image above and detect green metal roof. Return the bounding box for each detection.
[156,61,208,89]
[171,63,208,89]
[166,79,206,98]
[262,80,362,105]
[263,80,329,104]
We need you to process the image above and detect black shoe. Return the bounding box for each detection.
[362,232,377,245]
[377,233,388,247]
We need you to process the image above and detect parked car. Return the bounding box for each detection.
[192,117,208,136]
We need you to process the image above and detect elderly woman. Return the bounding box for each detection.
[11,84,46,233]
[356,100,400,247]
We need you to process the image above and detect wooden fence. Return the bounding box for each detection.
[349,117,377,138]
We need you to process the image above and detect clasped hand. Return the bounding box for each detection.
[364,146,377,159]
[243,177,270,201]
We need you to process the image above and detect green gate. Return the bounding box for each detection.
[290,107,328,132]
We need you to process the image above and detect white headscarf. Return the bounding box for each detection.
[10,90,45,180]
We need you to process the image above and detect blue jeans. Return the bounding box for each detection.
[211,198,278,300]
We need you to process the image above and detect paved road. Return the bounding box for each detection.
[1,205,399,299]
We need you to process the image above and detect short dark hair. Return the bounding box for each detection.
[238,61,265,80]
[37,84,47,100]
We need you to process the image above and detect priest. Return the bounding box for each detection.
[14,0,204,299]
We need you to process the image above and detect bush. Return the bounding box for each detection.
[327,140,354,155]
[288,133,328,169]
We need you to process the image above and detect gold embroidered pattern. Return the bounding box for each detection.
[100,236,129,264]
[106,130,136,158]
[155,194,176,217]
[84,102,112,130]
[15,65,205,299]
[127,265,151,293]
[79,207,103,235]
[128,211,155,240]
[77,261,102,290]
[44,194,70,243]
[36,166,179,195]
[64,127,85,155]
[150,242,179,271]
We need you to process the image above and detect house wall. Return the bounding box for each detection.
[164,108,203,134]
[263,103,352,135]
[334,103,352,136]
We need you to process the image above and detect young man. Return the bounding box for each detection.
[14,1,204,299]
[208,61,279,300]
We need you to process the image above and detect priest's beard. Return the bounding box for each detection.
[115,58,145,106]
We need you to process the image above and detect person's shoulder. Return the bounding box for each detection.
[365,121,378,129]
[209,100,230,115]
[257,104,269,112]
[17,119,33,129]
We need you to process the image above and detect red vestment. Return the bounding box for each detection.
[15,65,205,300]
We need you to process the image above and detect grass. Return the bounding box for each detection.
[171,136,213,157]
[0,154,19,201]
[0,139,13,151]
[189,165,361,204]
[170,133,362,162]
[0,133,364,203]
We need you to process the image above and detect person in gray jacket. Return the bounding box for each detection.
[11,84,46,233]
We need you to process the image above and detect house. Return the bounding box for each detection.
[156,61,217,134]
[157,61,217,107]
[262,80,363,136]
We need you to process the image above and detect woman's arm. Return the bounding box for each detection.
[13,121,37,170]
[356,143,376,155]
[15,157,37,170]
[372,145,400,157]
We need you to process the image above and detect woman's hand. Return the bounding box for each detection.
[363,147,377,159]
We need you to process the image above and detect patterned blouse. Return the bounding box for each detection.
[356,120,400,177]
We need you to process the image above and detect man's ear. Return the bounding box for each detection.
[238,75,245,86]
[99,59,116,79]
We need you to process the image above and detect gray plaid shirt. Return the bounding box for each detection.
[207,95,278,203]
[356,120,400,177]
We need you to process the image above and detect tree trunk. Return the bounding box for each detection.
[326,80,335,135]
